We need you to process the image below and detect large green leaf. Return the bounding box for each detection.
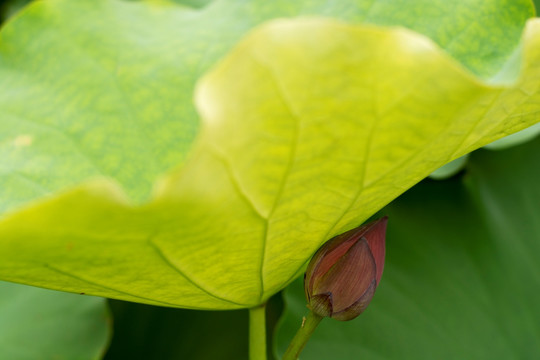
[0,0,531,212]
[0,281,110,360]
[0,0,539,309]
[275,137,540,359]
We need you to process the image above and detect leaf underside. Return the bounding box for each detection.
[0,0,539,309]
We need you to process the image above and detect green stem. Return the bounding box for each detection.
[282,310,323,360]
[249,304,267,360]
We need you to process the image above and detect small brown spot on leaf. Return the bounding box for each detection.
[13,135,33,147]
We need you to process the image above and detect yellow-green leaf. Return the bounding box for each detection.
[0,18,540,308]
[0,0,532,212]
[0,0,539,309]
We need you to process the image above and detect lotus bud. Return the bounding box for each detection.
[304,217,387,321]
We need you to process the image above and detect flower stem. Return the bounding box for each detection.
[249,304,267,360]
[283,310,324,360]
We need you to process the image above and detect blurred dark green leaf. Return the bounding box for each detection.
[276,137,540,359]
[0,0,31,23]
[0,281,111,360]
[104,300,248,360]
[104,293,283,360]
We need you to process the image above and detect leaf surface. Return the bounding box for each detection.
[0,0,531,211]
[0,0,539,309]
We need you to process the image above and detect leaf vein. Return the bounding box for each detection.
[44,263,181,307]
[250,53,302,301]
[147,238,249,307]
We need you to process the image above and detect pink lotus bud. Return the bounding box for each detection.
[304,217,387,321]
